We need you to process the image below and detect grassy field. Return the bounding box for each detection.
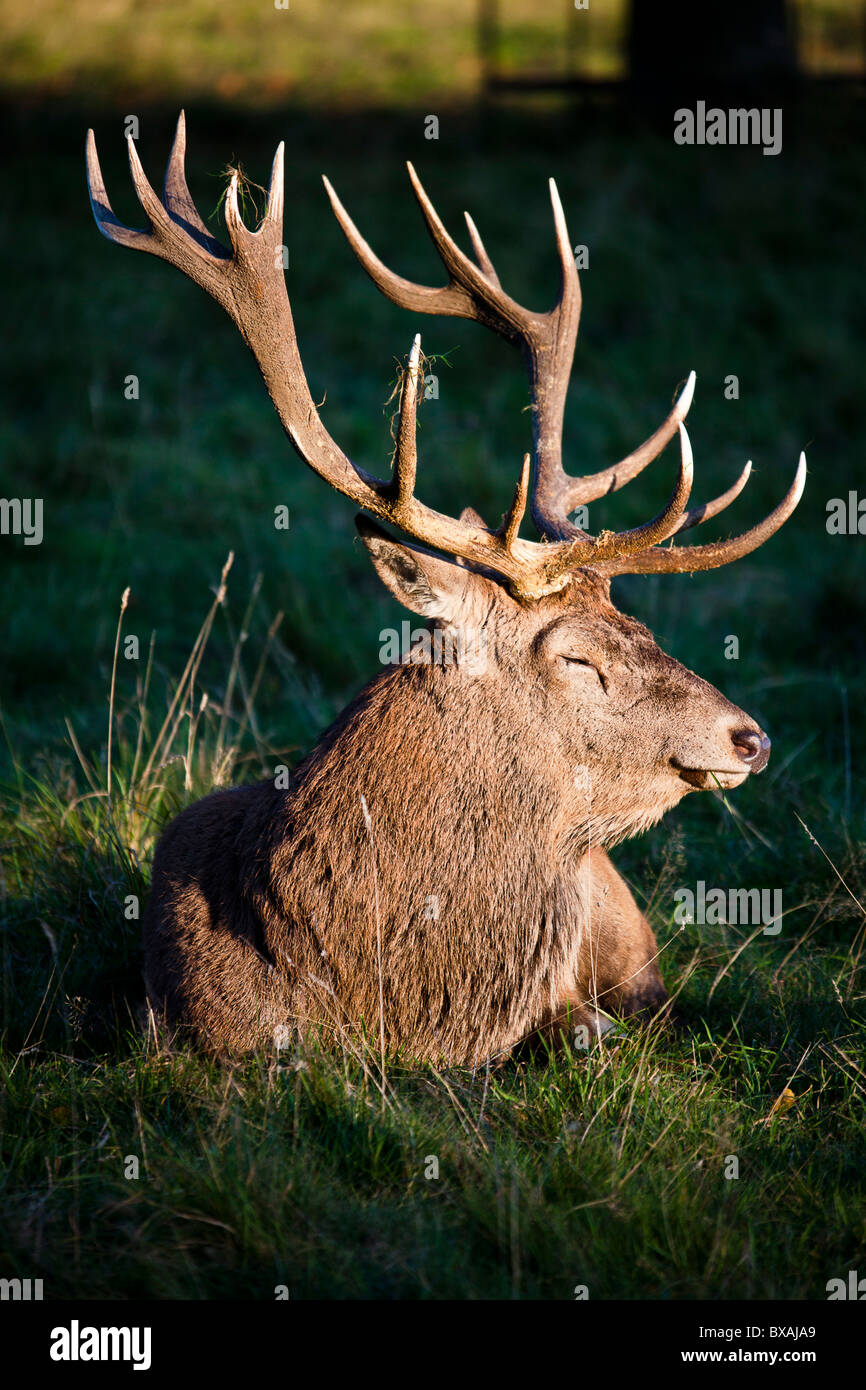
[3,0,862,111]
[2,0,629,109]
[1,84,865,1299]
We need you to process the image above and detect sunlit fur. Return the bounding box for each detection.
[143,542,769,1064]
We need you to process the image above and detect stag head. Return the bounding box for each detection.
[86,115,804,846]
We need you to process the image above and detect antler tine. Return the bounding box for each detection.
[87,116,233,282]
[545,421,694,583]
[548,177,581,326]
[162,110,218,248]
[560,372,696,513]
[609,420,695,556]
[598,453,807,577]
[388,334,421,513]
[404,162,522,330]
[265,139,285,227]
[463,211,500,285]
[672,460,752,536]
[86,128,155,254]
[322,174,471,318]
[499,454,531,554]
[223,167,250,253]
[127,133,192,245]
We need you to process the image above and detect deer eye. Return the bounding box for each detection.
[560,655,608,690]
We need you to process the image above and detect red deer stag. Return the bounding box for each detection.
[86,116,805,1063]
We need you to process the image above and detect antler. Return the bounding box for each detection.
[86,115,804,597]
[326,167,705,543]
[325,161,806,575]
[595,451,806,575]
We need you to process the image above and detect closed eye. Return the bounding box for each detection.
[560,655,608,691]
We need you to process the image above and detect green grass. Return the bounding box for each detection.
[1,0,630,110]
[1,0,860,112]
[1,92,865,1298]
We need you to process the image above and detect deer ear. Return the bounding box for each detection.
[355,515,488,624]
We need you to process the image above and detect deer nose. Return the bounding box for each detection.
[731,728,771,772]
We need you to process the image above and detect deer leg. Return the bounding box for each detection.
[577,848,671,1020]
[143,785,291,1053]
[533,850,670,1052]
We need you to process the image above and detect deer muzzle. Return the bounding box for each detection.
[671,721,771,790]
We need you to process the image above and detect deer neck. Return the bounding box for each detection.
[288,661,584,884]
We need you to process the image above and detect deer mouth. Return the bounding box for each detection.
[671,762,750,791]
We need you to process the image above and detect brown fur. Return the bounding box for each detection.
[83,119,789,1064]
[143,544,769,1063]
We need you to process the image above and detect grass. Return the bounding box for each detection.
[0,88,865,1298]
[2,0,861,113]
[1,0,630,110]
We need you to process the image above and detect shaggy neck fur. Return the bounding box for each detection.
[253,658,594,1063]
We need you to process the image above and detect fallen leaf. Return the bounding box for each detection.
[753,1087,797,1126]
